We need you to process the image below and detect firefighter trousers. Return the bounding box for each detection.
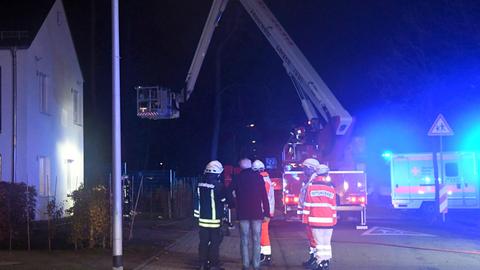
[311,228,333,262]
[306,225,316,254]
[260,219,271,255]
[199,226,223,267]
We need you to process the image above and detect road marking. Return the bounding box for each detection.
[361,226,436,237]
[336,240,480,255]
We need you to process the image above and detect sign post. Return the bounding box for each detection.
[428,114,454,223]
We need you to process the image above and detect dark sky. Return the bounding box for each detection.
[6,0,480,182]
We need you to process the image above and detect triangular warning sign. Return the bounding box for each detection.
[428,114,454,136]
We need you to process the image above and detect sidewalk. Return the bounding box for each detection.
[136,218,480,270]
[138,221,309,270]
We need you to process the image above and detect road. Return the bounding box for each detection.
[137,206,480,270]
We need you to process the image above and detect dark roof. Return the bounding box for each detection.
[0,0,55,48]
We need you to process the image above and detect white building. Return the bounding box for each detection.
[0,0,84,218]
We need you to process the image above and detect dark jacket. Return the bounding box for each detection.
[230,168,270,220]
[194,173,226,228]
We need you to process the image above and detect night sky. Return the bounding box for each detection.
[6,0,480,186]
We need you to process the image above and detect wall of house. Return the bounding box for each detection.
[25,0,84,216]
[0,50,13,182]
[0,0,84,219]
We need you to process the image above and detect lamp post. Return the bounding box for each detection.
[112,0,123,269]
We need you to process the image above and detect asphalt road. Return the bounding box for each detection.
[138,206,480,270]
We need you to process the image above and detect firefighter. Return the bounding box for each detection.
[194,160,227,270]
[252,160,275,266]
[298,158,321,269]
[302,162,337,270]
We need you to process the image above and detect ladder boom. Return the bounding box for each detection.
[179,0,229,103]
[239,0,352,134]
[177,0,352,135]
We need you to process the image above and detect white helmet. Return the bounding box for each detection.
[239,158,252,169]
[204,160,223,174]
[317,164,330,175]
[252,160,265,171]
[302,158,320,171]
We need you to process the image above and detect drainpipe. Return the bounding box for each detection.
[11,47,17,184]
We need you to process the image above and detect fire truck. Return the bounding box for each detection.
[135,0,367,227]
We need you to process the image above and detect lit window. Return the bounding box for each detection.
[66,159,74,192]
[38,156,51,197]
[38,72,48,114]
[72,89,82,125]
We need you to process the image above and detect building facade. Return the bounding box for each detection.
[0,0,84,218]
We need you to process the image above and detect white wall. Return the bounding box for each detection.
[0,50,13,182]
[0,0,84,219]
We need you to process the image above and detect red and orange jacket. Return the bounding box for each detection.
[260,171,275,216]
[302,175,337,228]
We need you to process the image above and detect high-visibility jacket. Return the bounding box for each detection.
[302,176,337,228]
[297,173,317,221]
[194,174,226,228]
[260,171,275,216]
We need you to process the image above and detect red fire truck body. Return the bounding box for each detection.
[283,168,367,228]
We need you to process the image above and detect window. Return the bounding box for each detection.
[0,154,2,181]
[445,162,458,177]
[38,72,48,114]
[66,159,74,192]
[38,156,51,197]
[72,89,82,125]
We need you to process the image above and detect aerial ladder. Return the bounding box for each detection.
[136,0,352,136]
[136,0,366,226]
[140,0,362,166]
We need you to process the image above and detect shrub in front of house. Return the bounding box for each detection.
[0,182,36,249]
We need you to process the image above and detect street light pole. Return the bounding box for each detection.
[112,0,123,269]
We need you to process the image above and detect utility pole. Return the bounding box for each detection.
[112,0,123,269]
[11,46,17,183]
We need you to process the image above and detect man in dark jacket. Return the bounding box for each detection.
[194,160,227,270]
[229,158,270,270]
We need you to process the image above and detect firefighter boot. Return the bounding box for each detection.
[318,260,329,270]
[302,253,316,268]
[261,254,272,266]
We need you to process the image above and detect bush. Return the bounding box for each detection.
[67,185,110,249]
[46,199,63,251]
[0,182,36,249]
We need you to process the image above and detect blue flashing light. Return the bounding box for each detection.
[382,150,393,161]
[462,124,480,151]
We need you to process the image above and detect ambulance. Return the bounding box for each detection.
[391,152,480,210]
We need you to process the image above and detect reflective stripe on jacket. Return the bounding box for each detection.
[298,173,317,223]
[302,176,337,227]
[260,171,275,216]
[194,177,225,228]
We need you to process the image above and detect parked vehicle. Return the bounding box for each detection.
[391,152,480,210]
[283,168,367,228]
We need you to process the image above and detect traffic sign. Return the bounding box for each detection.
[428,114,454,136]
[265,157,277,169]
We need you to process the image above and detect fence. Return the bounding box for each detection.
[124,171,198,220]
